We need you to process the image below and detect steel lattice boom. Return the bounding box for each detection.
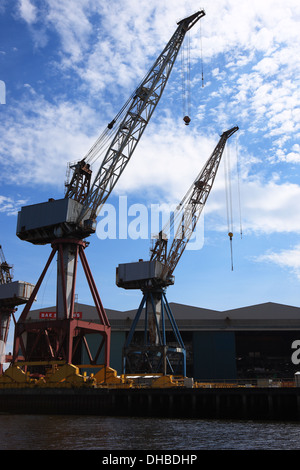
[151,126,239,284]
[82,10,206,223]
[64,11,205,224]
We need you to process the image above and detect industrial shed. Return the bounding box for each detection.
[25,301,300,381]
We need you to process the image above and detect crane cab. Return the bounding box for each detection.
[116,260,174,289]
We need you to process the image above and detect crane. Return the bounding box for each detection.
[12,11,206,373]
[0,245,34,373]
[116,127,239,376]
[0,245,13,373]
[0,245,13,285]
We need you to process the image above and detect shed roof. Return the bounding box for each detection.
[29,301,300,331]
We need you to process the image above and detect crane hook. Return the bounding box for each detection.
[107,119,115,129]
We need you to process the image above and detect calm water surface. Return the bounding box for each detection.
[1,414,300,450]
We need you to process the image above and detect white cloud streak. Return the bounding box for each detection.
[0,89,101,188]
[18,0,37,24]
[256,244,300,280]
[0,195,28,216]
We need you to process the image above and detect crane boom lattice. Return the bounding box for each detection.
[69,10,206,225]
[151,126,239,283]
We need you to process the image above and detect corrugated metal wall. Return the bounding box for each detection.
[192,331,237,380]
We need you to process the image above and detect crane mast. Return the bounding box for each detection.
[116,127,239,376]
[13,11,205,373]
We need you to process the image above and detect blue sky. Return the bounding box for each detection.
[1,0,300,352]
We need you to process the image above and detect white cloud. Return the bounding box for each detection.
[45,0,93,63]
[243,180,300,233]
[256,244,300,280]
[13,0,300,141]
[0,195,28,216]
[114,119,218,202]
[201,161,300,236]
[253,57,279,76]
[0,93,101,188]
[18,0,37,24]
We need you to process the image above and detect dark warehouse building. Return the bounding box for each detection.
[27,301,300,381]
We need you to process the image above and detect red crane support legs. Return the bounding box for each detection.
[12,239,111,367]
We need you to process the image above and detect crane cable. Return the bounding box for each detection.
[236,136,243,239]
[199,16,204,88]
[187,30,191,117]
[181,18,204,125]
[84,98,131,165]
[224,143,234,271]
[84,59,160,167]
[81,17,205,166]
[85,29,200,167]
[224,135,243,270]
[181,31,191,125]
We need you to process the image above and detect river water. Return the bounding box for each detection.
[1,414,300,450]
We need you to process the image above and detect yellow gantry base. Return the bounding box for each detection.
[0,362,192,389]
[0,363,134,389]
[0,363,296,389]
[0,363,94,389]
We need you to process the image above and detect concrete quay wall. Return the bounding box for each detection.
[1,387,300,421]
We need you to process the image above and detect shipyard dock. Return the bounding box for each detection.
[1,385,300,421]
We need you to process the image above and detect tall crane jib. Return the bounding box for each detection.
[151,126,239,284]
[116,127,239,376]
[66,9,206,235]
[12,11,205,372]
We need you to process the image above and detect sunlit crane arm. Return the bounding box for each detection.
[67,11,205,226]
[150,126,239,282]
